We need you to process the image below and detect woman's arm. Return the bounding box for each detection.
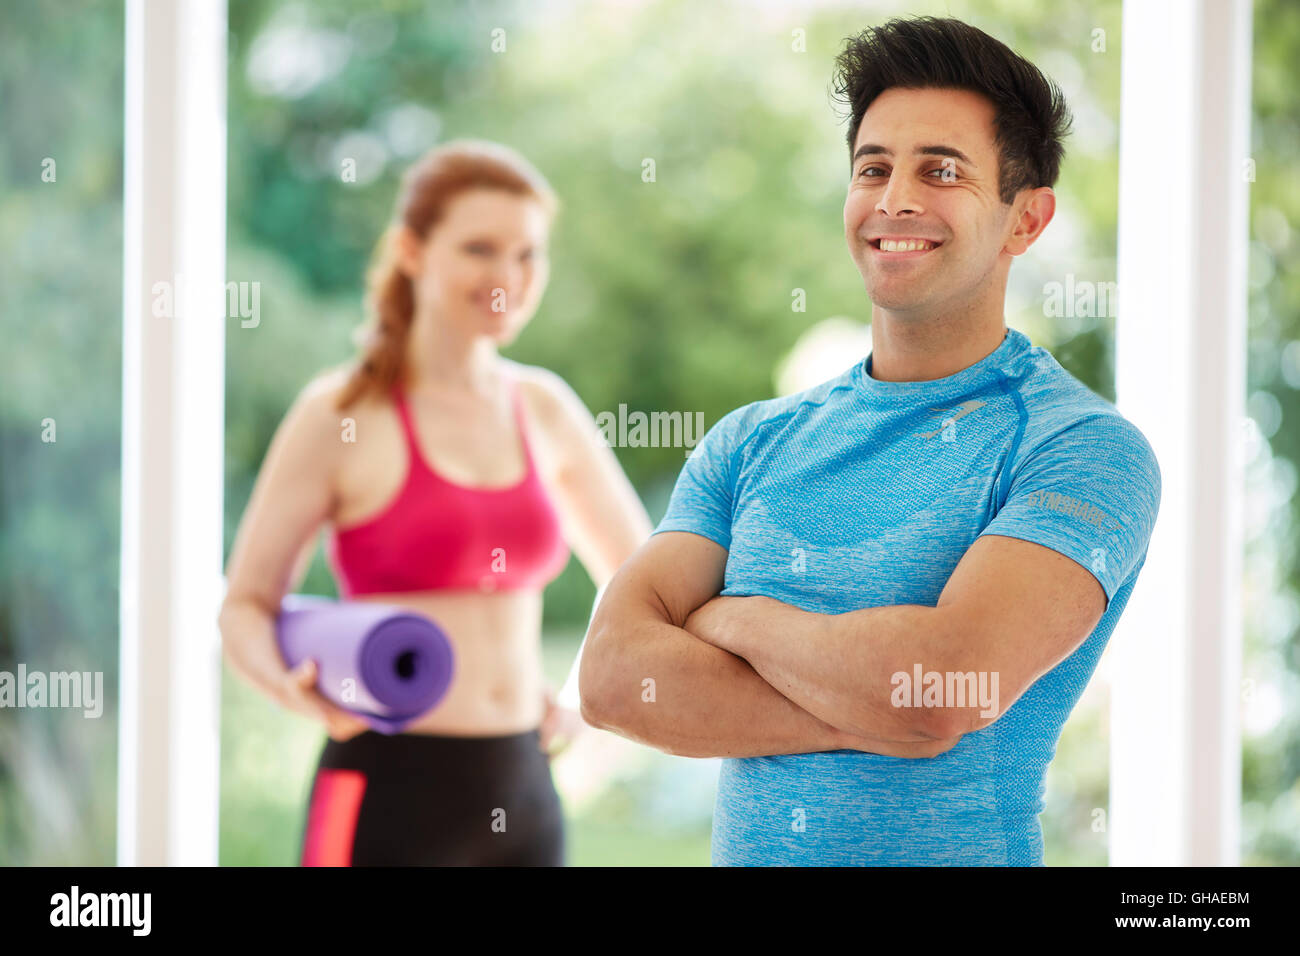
[521,367,655,591]
[217,371,369,740]
[518,367,654,722]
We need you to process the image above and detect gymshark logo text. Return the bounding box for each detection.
[1025,489,1122,532]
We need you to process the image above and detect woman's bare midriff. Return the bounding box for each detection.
[321,368,563,738]
[345,586,548,736]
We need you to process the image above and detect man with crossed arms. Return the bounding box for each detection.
[579,16,1160,866]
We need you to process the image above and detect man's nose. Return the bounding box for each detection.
[875,170,924,217]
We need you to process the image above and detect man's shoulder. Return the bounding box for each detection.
[1011,349,1148,446]
[1012,366,1159,484]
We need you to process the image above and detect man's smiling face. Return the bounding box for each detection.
[844,86,1020,315]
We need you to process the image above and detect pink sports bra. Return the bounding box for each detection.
[326,376,570,596]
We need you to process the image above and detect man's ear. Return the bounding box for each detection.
[393,224,426,278]
[1005,186,1055,257]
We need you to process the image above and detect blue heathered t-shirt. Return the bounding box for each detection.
[653,326,1162,866]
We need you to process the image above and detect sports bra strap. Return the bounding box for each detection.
[390,382,419,456]
[507,374,537,469]
[390,375,536,476]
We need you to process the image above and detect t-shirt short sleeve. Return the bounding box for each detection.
[977,413,1162,608]
[651,405,749,551]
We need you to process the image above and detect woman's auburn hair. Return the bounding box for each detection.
[332,139,559,411]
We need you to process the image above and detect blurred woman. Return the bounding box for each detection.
[218,140,652,865]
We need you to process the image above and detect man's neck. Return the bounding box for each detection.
[867,308,1008,384]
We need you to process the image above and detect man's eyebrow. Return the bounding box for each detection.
[852,144,976,166]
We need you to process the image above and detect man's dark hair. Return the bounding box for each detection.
[831,16,1073,205]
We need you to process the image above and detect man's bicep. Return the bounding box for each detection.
[595,530,728,631]
[977,414,1161,609]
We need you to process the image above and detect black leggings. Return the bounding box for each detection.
[298,728,565,866]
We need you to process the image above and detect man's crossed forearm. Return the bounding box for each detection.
[580,587,959,759]
[684,595,959,743]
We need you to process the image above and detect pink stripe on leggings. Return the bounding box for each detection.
[300,768,367,866]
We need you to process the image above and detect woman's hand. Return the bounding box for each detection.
[278,658,371,742]
[538,684,586,758]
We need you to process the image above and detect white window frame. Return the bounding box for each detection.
[118,0,227,866]
[1111,0,1251,865]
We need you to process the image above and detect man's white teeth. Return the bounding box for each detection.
[879,239,936,252]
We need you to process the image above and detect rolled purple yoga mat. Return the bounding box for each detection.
[275,594,455,735]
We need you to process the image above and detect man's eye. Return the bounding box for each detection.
[858,166,885,178]
[927,167,957,180]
